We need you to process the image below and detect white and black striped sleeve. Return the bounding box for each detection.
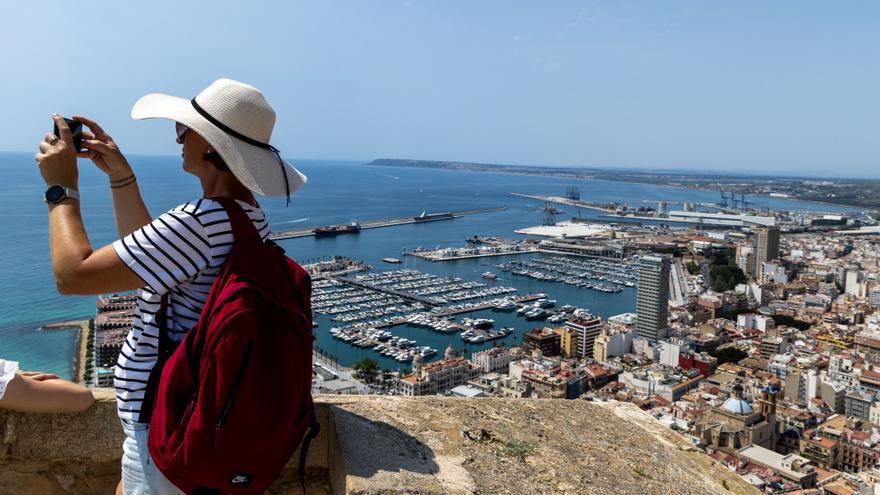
[112,207,212,296]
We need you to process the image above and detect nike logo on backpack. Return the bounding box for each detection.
[230,473,252,485]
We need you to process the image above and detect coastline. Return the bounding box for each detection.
[367,162,869,211]
[42,319,91,384]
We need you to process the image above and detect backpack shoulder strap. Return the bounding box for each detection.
[211,197,261,244]
[139,293,174,423]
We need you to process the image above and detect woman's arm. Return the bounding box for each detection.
[38,115,145,295]
[0,373,94,413]
[73,116,152,237]
[48,199,146,294]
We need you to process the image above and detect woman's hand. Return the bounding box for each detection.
[72,115,133,182]
[36,114,79,188]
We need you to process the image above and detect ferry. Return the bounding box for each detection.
[382,257,402,264]
[314,220,361,237]
[413,211,455,223]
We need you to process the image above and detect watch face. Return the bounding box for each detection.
[45,185,66,203]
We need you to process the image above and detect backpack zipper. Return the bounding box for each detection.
[216,341,254,429]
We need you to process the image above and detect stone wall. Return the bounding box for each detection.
[0,390,759,494]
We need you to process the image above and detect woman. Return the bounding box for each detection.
[35,79,307,495]
[0,360,94,413]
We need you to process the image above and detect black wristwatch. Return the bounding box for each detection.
[44,185,80,204]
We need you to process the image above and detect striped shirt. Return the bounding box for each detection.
[111,199,270,422]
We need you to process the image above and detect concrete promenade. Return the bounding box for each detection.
[510,192,617,213]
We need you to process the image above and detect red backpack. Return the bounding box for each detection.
[143,198,317,495]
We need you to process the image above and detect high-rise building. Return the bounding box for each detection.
[755,227,780,276]
[565,316,603,359]
[636,254,670,343]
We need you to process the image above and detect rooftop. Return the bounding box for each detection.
[0,390,760,494]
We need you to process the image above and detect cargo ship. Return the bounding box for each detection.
[413,211,455,223]
[314,221,361,237]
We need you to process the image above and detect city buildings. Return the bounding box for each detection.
[93,294,136,387]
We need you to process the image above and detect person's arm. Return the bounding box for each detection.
[73,115,152,238]
[37,115,145,295]
[0,373,94,413]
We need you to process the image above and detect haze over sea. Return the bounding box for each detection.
[0,152,856,379]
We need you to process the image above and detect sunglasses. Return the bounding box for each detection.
[175,122,188,143]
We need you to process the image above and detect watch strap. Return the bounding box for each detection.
[64,187,80,201]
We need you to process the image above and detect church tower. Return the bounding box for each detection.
[444,343,458,361]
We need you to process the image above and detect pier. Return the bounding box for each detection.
[372,293,544,328]
[333,276,442,307]
[269,206,507,240]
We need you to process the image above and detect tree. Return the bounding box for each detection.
[710,347,748,365]
[710,265,747,292]
[352,358,379,383]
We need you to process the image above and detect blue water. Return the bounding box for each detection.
[0,152,855,378]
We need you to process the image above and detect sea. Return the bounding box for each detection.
[0,152,858,379]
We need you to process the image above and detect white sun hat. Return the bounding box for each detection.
[131,78,307,200]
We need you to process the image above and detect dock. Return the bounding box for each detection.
[269,206,507,240]
[372,293,544,328]
[510,193,617,214]
[405,244,539,261]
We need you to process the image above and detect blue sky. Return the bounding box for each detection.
[2,1,878,177]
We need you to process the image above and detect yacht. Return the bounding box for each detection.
[493,299,517,311]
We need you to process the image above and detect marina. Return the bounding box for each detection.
[314,265,568,365]
[491,254,639,293]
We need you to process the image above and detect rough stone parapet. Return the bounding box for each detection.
[1,391,758,494]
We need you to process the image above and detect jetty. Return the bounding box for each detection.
[510,193,617,214]
[269,206,507,240]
